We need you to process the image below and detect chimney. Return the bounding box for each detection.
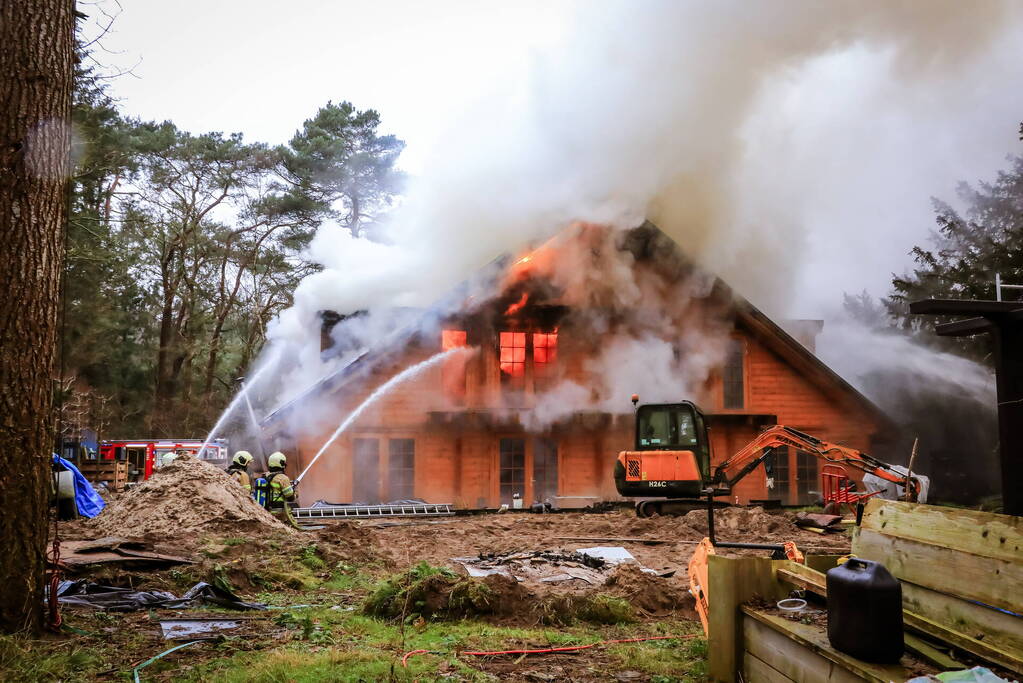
[784,319,824,353]
[319,310,342,353]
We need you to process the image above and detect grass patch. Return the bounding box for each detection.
[0,635,100,683]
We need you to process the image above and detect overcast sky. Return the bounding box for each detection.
[84,1,1023,320]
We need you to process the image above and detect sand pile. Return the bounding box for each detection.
[86,455,292,537]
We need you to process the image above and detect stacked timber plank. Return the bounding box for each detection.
[708,500,1023,682]
[76,460,129,491]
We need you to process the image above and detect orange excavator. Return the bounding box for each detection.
[613,398,918,635]
[613,398,918,517]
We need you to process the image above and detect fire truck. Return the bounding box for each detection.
[97,439,229,482]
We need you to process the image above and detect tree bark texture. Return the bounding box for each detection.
[0,0,74,633]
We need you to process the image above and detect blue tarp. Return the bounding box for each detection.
[53,454,106,519]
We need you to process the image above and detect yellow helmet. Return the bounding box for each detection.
[268,451,287,469]
[232,451,253,467]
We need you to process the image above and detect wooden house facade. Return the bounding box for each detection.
[263,224,894,509]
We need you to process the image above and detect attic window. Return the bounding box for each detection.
[723,338,745,410]
[532,331,558,390]
[441,330,468,402]
[500,332,526,387]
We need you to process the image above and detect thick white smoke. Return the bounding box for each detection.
[262,0,1018,434]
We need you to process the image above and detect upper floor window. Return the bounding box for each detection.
[499,332,527,388]
[723,338,745,410]
[532,331,558,391]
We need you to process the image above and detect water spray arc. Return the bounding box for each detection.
[294,347,471,485]
[197,347,281,459]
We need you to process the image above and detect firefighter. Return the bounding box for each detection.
[228,451,253,491]
[265,451,299,527]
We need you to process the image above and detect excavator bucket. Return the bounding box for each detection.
[688,537,714,637]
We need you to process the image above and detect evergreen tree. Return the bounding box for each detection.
[886,154,1023,363]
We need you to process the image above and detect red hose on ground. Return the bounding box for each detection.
[401,634,697,667]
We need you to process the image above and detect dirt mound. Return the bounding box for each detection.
[85,455,293,538]
[682,506,787,536]
[603,563,695,617]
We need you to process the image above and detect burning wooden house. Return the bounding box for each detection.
[262,222,894,509]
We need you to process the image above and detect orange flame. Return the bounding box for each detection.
[504,292,529,316]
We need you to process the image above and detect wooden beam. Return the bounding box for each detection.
[935,316,993,337]
[904,633,963,671]
[909,299,1023,315]
[904,610,1023,675]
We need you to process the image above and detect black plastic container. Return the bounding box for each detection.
[826,558,904,663]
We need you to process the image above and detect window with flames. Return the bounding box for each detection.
[499,330,558,393]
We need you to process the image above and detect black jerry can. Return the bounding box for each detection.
[826,558,904,663]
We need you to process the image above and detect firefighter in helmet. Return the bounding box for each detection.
[228,451,253,491]
[265,451,298,526]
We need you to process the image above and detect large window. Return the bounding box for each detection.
[533,438,558,503]
[796,450,817,503]
[388,439,415,501]
[723,338,745,410]
[770,446,790,503]
[353,438,380,504]
[499,438,525,504]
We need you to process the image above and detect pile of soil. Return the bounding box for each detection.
[602,563,696,617]
[681,506,788,536]
[85,455,293,538]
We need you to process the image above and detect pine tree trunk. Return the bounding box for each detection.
[0,0,74,633]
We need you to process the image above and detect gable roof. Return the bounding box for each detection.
[263,221,894,434]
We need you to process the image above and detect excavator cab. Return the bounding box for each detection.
[614,401,712,500]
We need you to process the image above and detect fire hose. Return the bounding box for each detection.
[401,634,698,667]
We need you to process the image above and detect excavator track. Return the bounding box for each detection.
[635,499,729,517]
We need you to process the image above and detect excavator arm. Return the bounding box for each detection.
[708,425,917,496]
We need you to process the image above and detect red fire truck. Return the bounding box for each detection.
[98,439,229,481]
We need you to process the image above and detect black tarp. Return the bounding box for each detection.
[52,580,267,612]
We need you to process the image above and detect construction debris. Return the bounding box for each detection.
[58,537,193,570]
[54,580,267,612]
[83,455,292,538]
[793,512,845,533]
[454,549,611,584]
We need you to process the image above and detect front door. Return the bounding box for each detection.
[353,438,380,504]
[532,438,558,504]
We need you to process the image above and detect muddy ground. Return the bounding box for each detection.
[363,506,851,572]
[34,481,851,682]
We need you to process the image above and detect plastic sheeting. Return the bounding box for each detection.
[52,454,105,518]
[53,580,267,612]
[863,465,930,504]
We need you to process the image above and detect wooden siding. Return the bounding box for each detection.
[278,320,885,509]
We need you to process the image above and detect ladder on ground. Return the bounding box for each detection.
[291,502,455,519]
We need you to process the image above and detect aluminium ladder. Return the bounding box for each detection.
[291,502,455,519]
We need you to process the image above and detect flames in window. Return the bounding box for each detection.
[499,332,526,380]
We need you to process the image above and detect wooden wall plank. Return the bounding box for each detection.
[901,581,1023,658]
[743,652,798,682]
[854,527,1022,615]
[743,614,866,683]
[743,609,916,682]
[859,499,1023,565]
